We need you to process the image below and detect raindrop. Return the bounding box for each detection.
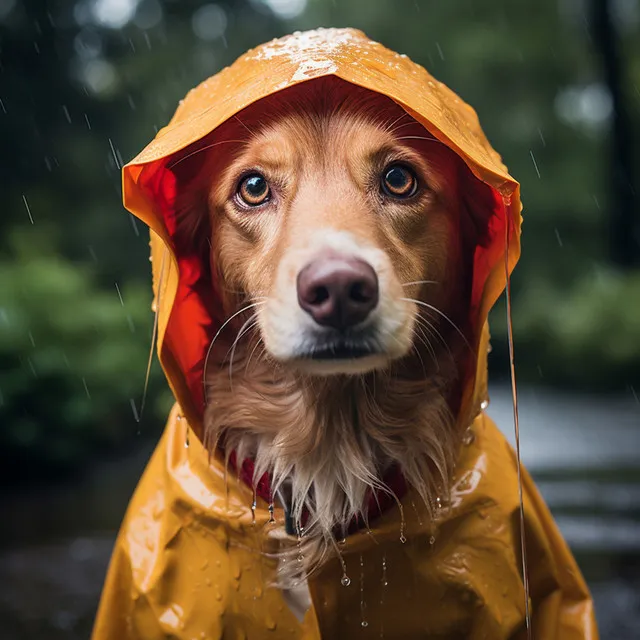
[554,229,563,247]
[341,573,351,587]
[529,150,541,178]
[537,127,546,147]
[360,554,368,628]
[0,98,6,114]
[115,282,125,306]
[28,331,35,347]
[379,555,387,638]
[130,214,140,236]
[592,194,601,210]
[130,398,140,422]
[296,526,304,565]
[108,138,122,169]
[435,42,444,60]
[398,501,407,543]
[82,377,91,399]
[22,195,34,224]
[410,499,423,526]
[84,114,91,130]
[62,105,72,123]
[429,535,436,545]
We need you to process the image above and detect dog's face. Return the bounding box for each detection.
[206,89,464,376]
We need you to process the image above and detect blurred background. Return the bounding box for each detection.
[0,0,639,637]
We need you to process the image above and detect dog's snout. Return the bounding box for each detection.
[297,256,379,329]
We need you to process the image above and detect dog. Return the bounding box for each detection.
[171,77,479,593]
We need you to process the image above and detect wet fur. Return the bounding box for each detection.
[172,78,474,585]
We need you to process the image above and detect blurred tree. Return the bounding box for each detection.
[589,0,639,268]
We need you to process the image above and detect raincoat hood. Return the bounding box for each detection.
[93,29,598,639]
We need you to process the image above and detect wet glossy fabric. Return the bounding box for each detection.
[92,28,598,639]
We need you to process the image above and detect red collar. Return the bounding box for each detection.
[228,450,407,535]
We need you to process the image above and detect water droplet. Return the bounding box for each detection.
[480,398,489,410]
[265,615,277,630]
[251,497,257,526]
[529,149,541,179]
[129,398,140,423]
[399,534,407,544]
[359,554,368,628]
[462,427,475,446]
[22,195,34,224]
[429,535,436,545]
[205,577,212,586]
[341,574,351,587]
[268,503,275,524]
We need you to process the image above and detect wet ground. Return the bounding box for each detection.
[0,385,638,639]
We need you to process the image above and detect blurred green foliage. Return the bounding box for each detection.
[0,229,173,481]
[0,0,638,477]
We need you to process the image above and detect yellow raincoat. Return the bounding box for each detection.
[92,29,598,639]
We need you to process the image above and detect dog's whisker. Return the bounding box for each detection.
[402,297,473,353]
[202,299,267,404]
[414,313,456,364]
[410,325,438,372]
[401,280,438,288]
[227,315,260,385]
[395,135,441,144]
[414,314,449,355]
[167,139,248,169]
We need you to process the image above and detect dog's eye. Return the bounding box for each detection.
[237,173,270,206]
[381,164,418,198]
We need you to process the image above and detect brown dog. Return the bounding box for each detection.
[172,77,481,591]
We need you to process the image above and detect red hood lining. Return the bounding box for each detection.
[137,126,507,533]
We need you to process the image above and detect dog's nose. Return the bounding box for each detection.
[297,256,379,329]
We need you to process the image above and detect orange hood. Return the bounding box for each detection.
[123,27,521,440]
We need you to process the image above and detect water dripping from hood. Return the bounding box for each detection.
[504,194,532,638]
[379,554,388,638]
[360,554,368,628]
